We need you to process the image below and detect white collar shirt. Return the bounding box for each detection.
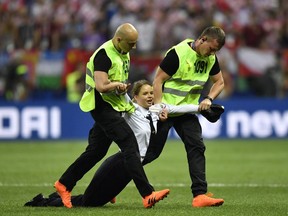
[123,103,159,160]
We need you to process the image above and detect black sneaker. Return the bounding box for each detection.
[24,193,46,207]
[48,192,60,199]
[200,104,225,123]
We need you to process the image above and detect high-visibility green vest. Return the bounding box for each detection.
[162,39,216,108]
[79,40,134,113]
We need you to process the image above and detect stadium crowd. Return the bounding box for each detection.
[0,0,288,101]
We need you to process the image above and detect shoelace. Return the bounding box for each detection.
[206,192,214,197]
[148,196,156,205]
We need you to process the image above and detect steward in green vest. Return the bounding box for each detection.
[151,26,226,207]
[79,39,134,113]
[162,38,216,107]
[53,23,170,209]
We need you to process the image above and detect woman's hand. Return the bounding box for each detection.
[159,108,168,121]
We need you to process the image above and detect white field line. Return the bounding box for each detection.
[0,182,287,188]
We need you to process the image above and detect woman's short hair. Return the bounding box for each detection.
[131,79,152,98]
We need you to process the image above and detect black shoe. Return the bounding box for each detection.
[24,193,46,207]
[46,191,64,207]
[48,192,60,199]
[200,104,225,123]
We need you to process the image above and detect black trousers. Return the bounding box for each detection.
[31,114,206,207]
[77,123,169,206]
[58,105,154,198]
[46,128,163,207]
[45,152,130,207]
[144,114,208,197]
[70,114,206,204]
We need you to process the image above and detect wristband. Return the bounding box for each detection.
[204,96,213,103]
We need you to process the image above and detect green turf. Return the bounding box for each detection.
[0,139,288,216]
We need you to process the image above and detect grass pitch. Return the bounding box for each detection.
[0,139,288,216]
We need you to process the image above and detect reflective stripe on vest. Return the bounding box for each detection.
[162,39,216,106]
[85,67,94,93]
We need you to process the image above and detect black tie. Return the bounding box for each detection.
[146,113,156,134]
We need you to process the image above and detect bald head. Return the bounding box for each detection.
[114,23,138,41]
[113,23,138,54]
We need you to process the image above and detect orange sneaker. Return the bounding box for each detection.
[192,193,224,207]
[54,180,72,208]
[142,189,170,208]
[110,197,116,204]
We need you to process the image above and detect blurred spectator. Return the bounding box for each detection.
[279,18,288,49]
[217,46,237,99]
[169,9,195,46]
[82,20,107,51]
[133,4,157,55]
[33,14,62,51]
[62,13,84,49]
[168,1,200,45]
[3,52,30,101]
[0,0,288,100]
[262,9,282,50]
[108,1,136,36]
[154,7,174,52]
[15,8,34,50]
[237,46,278,97]
[66,62,85,103]
[0,9,17,52]
[78,0,102,29]
[30,0,52,19]
[241,13,266,48]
